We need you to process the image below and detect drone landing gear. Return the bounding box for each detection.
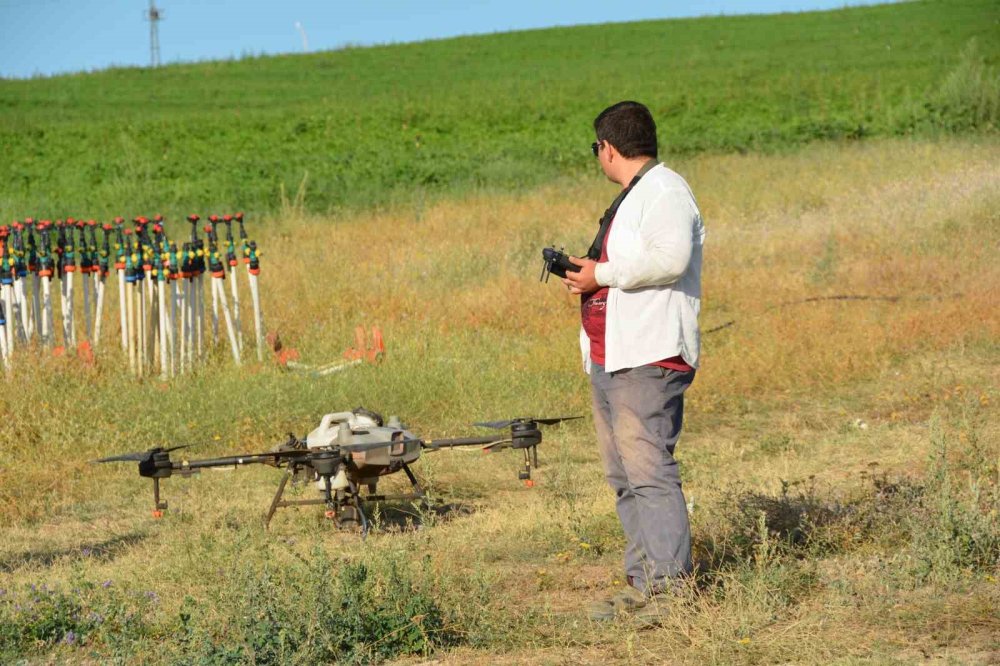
[152,477,168,518]
[518,445,539,487]
[264,462,427,536]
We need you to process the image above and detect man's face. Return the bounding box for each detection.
[595,139,615,182]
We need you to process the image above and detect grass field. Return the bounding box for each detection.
[0,0,998,218]
[0,135,997,664]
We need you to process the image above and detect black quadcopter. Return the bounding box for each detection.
[95,408,580,534]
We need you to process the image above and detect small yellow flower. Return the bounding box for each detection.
[213,434,221,441]
[738,638,751,645]
[579,542,591,550]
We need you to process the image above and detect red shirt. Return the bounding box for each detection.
[581,218,692,372]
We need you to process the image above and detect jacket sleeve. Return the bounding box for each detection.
[594,188,695,290]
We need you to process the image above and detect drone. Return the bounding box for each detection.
[95,408,580,533]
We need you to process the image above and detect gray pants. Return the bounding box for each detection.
[590,362,694,594]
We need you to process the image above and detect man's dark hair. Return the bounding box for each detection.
[593,101,658,159]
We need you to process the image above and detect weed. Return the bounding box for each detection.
[756,433,795,456]
[167,544,458,665]
[808,236,839,286]
[901,424,1000,585]
[715,479,843,561]
[0,576,155,660]
[929,39,1000,132]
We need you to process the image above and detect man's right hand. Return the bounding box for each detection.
[562,256,600,295]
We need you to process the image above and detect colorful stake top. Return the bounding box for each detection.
[62,219,77,273]
[0,226,14,285]
[99,223,113,277]
[113,217,127,270]
[204,224,226,278]
[168,242,181,280]
[24,219,39,272]
[9,223,28,277]
[123,229,139,283]
[77,220,93,275]
[246,240,260,275]
[222,215,238,268]
[37,221,54,278]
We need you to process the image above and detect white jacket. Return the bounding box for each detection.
[581,163,705,373]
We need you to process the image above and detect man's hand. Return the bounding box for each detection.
[561,256,600,295]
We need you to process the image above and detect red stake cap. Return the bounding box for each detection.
[187,214,200,222]
[223,214,232,222]
[102,224,112,231]
[154,214,163,222]
[203,225,212,234]
[114,216,124,224]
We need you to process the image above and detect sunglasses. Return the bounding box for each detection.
[591,141,601,157]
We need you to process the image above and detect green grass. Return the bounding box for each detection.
[0,0,998,220]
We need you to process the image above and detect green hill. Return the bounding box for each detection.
[0,0,996,219]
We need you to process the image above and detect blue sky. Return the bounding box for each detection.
[0,0,895,79]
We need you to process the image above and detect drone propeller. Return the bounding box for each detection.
[473,416,582,430]
[465,416,582,486]
[94,445,189,464]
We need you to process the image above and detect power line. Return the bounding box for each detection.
[703,293,962,336]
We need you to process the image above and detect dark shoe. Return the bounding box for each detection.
[631,591,671,629]
[585,584,646,622]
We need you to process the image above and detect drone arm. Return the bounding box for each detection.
[172,453,289,472]
[422,436,509,451]
[170,450,308,472]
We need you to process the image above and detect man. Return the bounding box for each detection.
[562,101,705,626]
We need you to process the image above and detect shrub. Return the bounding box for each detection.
[0,577,155,660]
[171,547,458,666]
[902,426,1000,584]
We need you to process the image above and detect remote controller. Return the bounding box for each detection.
[540,247,580,282]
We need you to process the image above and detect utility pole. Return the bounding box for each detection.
[146,1,162,68]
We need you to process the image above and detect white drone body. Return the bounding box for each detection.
[305,411,421,491]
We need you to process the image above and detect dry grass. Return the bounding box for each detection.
[0,137,998,664]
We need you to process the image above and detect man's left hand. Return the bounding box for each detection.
[562,256,600,294]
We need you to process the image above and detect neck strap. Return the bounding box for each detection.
[586,158,658,260]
